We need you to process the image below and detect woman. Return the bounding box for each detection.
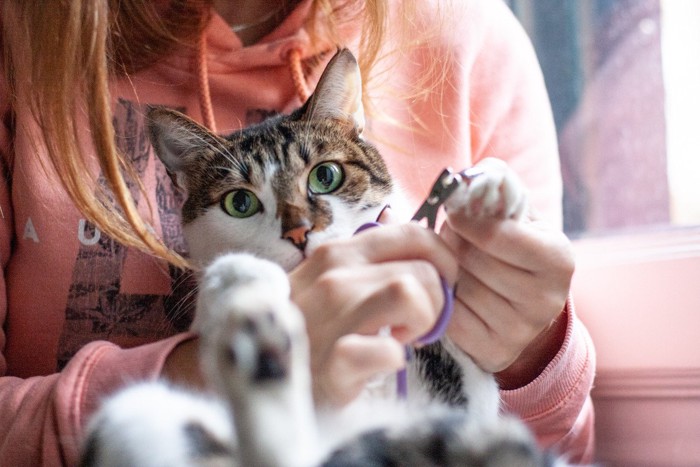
[0,0,595,465]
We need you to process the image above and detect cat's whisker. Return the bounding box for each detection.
[178,124,249,177]
[209,141,242,172]
[167,287,199,325]
[153,272,199,337]
[170,292,197,318]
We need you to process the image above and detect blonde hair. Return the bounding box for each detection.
[1,0,424,268]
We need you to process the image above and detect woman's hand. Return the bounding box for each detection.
[440,210,574,389]
[162,337,204,389]
[289,221,458,406]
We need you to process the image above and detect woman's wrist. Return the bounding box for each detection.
[495,307,568,390]
[161,337,205,389]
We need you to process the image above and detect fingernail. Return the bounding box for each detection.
[377,204,392,223]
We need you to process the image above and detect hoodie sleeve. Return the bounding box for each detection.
[458,0,596,462]
[0,332,194,466]
[500,299,596,462]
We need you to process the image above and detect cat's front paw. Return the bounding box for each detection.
[195,254,320,467]
[195,253,307,396]
[445,158,528,220]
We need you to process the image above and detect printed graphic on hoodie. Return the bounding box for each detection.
[56,99,195,370]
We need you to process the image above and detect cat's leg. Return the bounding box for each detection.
[195,253,320,467]
[408,339,500,435]
[79,383,235,467]
[321,404,557,467]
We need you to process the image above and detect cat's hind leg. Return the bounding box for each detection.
[79,383,235,467]
[321,405,556,467]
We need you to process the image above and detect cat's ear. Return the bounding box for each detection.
[299,48,365,134]
[147,106,224,188]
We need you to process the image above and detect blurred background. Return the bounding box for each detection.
[507,0,700,235]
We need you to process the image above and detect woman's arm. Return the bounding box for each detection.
[0,328,192,467]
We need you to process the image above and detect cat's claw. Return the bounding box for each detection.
[445,157,529,220]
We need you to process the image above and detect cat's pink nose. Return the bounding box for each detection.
[283,225,310,250]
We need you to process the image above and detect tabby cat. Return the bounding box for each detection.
[80,49,560,467]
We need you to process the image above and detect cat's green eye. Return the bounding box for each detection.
[221,189,262,218]
[308,162,343,194]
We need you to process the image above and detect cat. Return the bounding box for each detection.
[79,49,559,467]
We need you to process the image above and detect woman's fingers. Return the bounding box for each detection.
[289,222,459,406]
[445,209,573,275]
[290,223,458,343]
[346,262,443,342]
[355,223,458,283]
[297,222,458,287]
[448,270,539,371]
[441,214,573,322]
[441,227,555,310]
[314,334,405,406]
[296,259,444,349]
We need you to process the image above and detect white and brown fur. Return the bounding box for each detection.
[80,49,562,467]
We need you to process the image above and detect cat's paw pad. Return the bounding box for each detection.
[195,254,306,392]
[445,158,528,220]
[222,308,294,384]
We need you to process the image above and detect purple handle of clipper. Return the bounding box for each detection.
[354,221,382,233]
[416,277,453,345]
[354,221,454,345]
[353,220,455,398]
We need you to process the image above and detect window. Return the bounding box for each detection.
[507,0,699,236]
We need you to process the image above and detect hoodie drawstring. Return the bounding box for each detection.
[197,34,217,133]
[195,35,311,133]
[287,48,311,103]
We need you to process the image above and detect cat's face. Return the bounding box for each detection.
[148,50,393,270]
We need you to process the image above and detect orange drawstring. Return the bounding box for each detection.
[287,48,311,103]
[197,34,217,133]
[195,35,312,133]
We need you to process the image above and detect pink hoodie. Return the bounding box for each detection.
[0,0,595,465]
